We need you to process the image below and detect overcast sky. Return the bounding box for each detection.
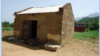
[1,0,99,23]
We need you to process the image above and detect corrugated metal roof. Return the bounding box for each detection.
[17,4,64,14]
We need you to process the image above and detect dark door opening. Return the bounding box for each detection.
[31,21,37,39]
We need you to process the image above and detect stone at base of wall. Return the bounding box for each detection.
[43,43,61,52]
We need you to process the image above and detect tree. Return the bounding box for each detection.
[2,21,10,27]
[10,22,14,27]
[90,21,99,30]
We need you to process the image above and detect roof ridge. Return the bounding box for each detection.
[33,4,64,8]
[14,7,33,15]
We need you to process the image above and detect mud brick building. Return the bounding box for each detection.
[13,3,74,46]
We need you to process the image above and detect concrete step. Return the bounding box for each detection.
[43,43,61,52]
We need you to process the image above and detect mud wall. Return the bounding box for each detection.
[14,12,62,44]
[61,3,74,46]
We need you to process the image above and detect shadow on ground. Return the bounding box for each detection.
[2,36,44,50]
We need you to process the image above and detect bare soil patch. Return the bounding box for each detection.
[2,31,99,56]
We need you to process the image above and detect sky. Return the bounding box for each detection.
[1,0,99,23]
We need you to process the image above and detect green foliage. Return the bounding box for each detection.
[78,16,99,23]
[74,30,99,40]
[2,27,14,31]
[2,21,10,27]
[85,23,90,28]
[2,21,14,27]
[89,21,99,30]
[10,22,14,27]
[75,16,99,31]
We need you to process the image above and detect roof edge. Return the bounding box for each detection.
[14,7,33,15]
[16,11,61,15]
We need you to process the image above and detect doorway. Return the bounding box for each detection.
[31,21,37,39]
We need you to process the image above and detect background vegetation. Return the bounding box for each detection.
[2,21,14,31]
[75,16,99,31]
[74,30,99,40]
[74,16,99,43]
[2,21,14,27]
[75,16,99,23]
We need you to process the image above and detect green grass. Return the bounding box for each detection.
[74,30,99,41]
[2,27,14,31]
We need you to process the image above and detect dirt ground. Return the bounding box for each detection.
[2,31,99,56]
